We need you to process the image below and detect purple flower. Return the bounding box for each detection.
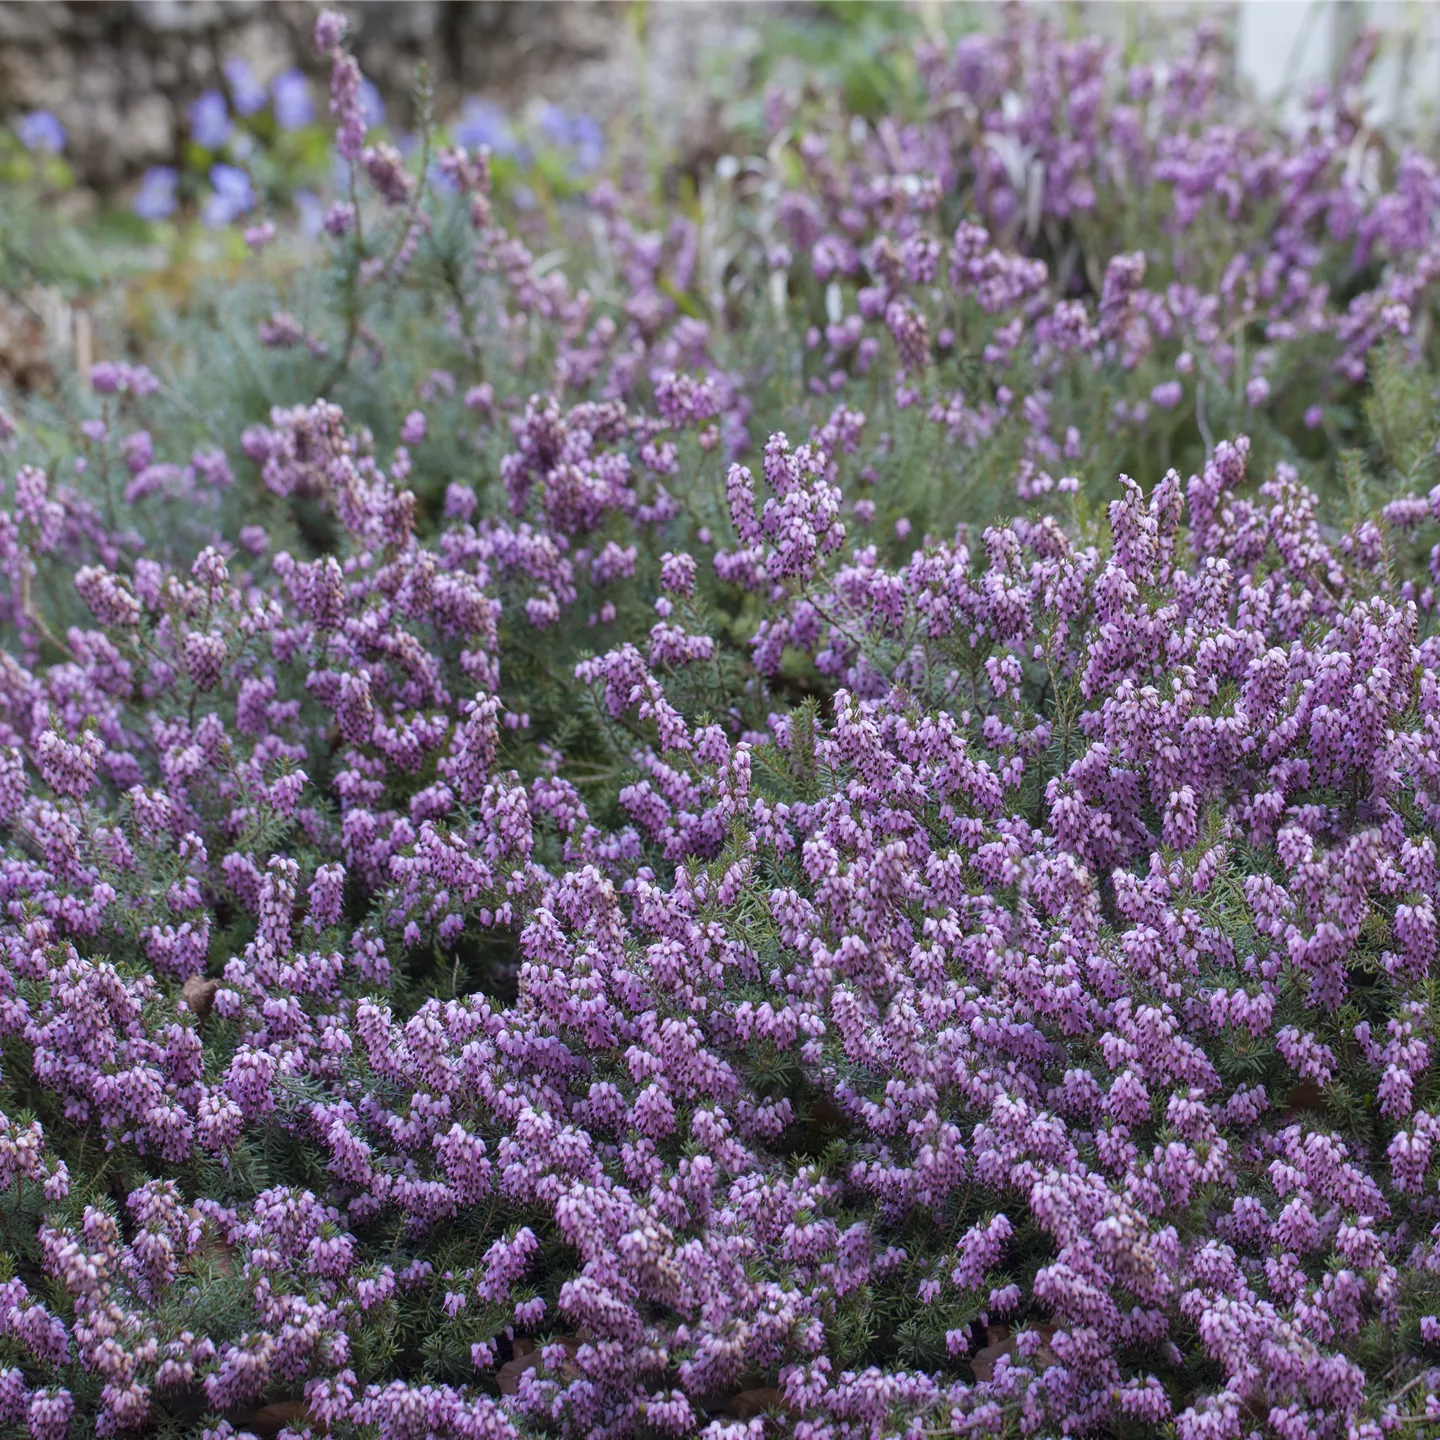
[455,97,514,154]
[243,220,276,251]
[188,89,232,149]
[201,163,253,228]
[535,103,569,147]
[223,57,267,116]
[330,58,368,160]
[131,166,178,221]
[568,114,604,170]
[17,110,66,153]
[271,69,315,130]
[323,200,354,235]
[8,15,1440,1435]
[315,8,347,53]
[89,360,157,394]
[537,103,604,173]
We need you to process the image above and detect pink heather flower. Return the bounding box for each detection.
[659,551,697,596]
[27,1389,73,1440]
[1,20,1440,1437]
[37,729,104,799]
[244,221,277,251]
[0,749,25,824]
[330,54,367,161]
[362,142,414,205]
[75,566,141,627]
[315,8,347,53]
[184,632,228,691]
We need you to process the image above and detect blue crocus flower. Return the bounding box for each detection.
[17,110,66,153]
[271,70,315,130]
[536,103,570,146]
[132,166,179,221]
[567,113,605,174]
[455,97,514,154]
[536,104,604,174]
[189,90,233,149]
[223,57,267,117]
[202,163,254,228]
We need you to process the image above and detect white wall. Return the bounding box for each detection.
[1236,0,1440,132]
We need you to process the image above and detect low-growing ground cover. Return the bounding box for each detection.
[2,8,1440,1438]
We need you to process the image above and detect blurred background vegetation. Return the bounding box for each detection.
[4,0,1438,521]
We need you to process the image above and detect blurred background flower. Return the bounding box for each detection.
[131,165,178,220]
[17,111,65,154]
[188,90,233,150]
[223,57,268,117]
[271,70,315,130]
[536,104,603,174]
[455,97,514,154]
[358,78,385,129]
[202,162,253,227]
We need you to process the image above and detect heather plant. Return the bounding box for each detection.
[4,7,1440,1439]
[54,11,1435,549]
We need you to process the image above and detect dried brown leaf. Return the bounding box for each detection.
[496,1336,581,1395]
[181,975,219,1020]
[724,1387,789,1420]
[970,1325,1056,1382]
[232,1401,310,1437]
[1281,1079,1326,1120]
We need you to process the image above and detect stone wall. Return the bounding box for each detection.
[0,1,769,191]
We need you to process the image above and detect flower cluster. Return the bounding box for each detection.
[3,7,1440,1440]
